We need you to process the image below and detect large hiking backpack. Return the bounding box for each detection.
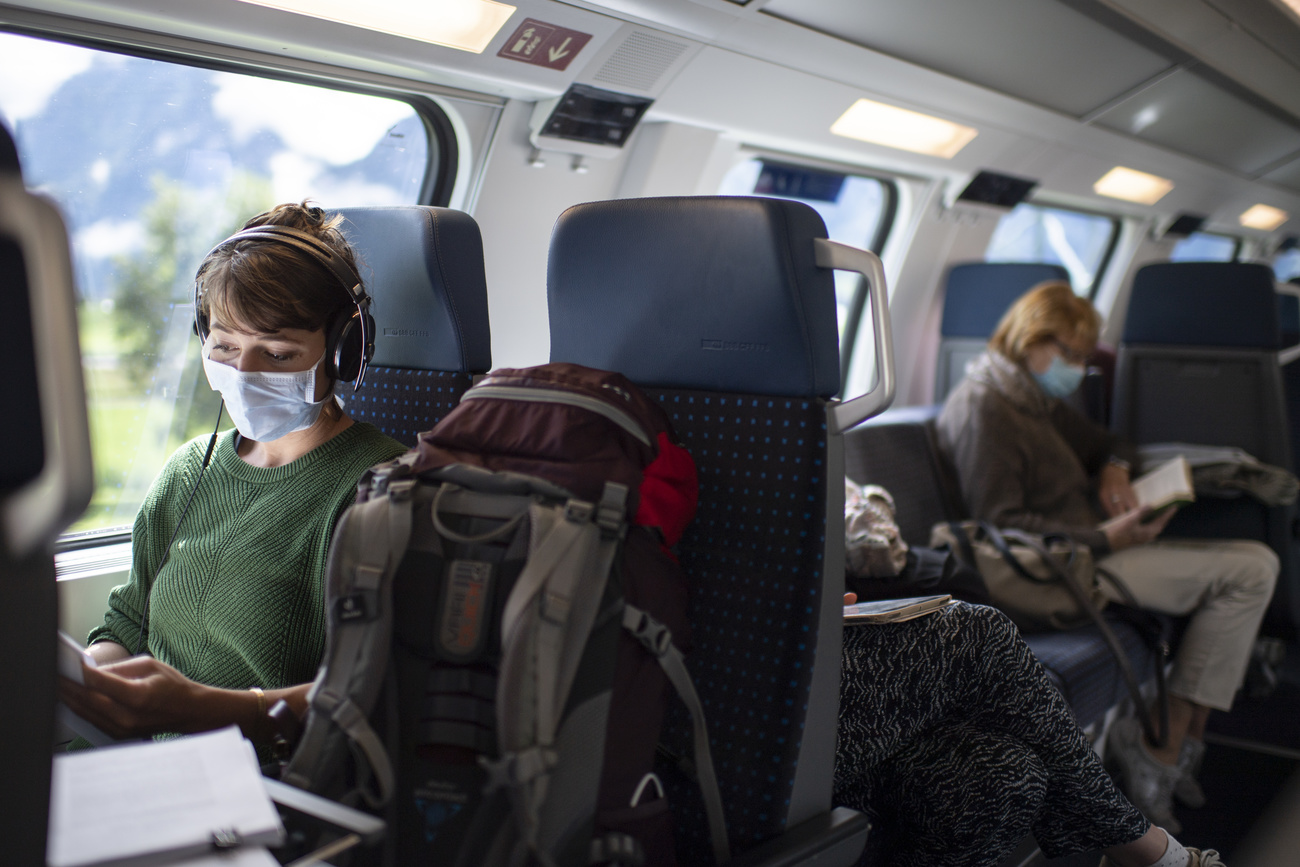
[281,363,728,867]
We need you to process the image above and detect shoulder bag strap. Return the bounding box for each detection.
[1009,533,1169,749]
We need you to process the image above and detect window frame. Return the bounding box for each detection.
[986,198,1123,299]
[718,149,901,399]
[0,25,459,208]
[0,27,464,552]
[1170,230,1242,263]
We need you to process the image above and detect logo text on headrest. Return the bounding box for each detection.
[701,338,769,352]
[384,327,430,338]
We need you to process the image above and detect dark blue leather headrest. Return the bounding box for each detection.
[1124,262,1279,348]
[547,196,840,397]
[334,207,491,373]
[0,121,19,176]
[940,262,1070,337]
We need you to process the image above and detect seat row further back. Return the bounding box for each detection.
[844,405,1162,735]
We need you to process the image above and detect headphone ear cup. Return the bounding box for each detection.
[328,312,364,383]
[194,308,208,342]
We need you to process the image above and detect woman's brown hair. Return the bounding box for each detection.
[195,200,361,336]
[989,280,1101,364]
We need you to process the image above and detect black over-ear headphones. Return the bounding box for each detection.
[194,224,375,389]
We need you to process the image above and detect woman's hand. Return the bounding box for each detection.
[1101,506,1175,552]
[1098,463,1139,518]
[60,657,312,742]
[59,656,214,739]
[844,592,858,606]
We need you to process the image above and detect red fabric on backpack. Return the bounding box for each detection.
[635,432,698,558]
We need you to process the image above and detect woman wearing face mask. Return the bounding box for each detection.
[60,202,407,746]
[936,280,1278,834]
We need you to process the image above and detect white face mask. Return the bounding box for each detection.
[202,350,332,442]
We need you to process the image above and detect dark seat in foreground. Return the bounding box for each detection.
[844,404,1161,733]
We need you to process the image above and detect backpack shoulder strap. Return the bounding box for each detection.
[623,603,730,865]
[282,471,416,805]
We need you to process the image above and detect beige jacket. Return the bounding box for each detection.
[935,351,1135,554]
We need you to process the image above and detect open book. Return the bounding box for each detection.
[1101,455,1195,528]
[844,594,955,624]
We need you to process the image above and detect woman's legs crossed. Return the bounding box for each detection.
[835,603,1148,861]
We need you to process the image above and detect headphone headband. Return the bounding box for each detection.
[194,222,374,388]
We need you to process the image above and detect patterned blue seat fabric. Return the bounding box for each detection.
[547,196,866,865]
[332,206,492,445]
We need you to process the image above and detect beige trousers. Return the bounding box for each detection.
[1098,539,1278,711]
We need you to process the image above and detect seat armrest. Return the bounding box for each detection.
[264,777,385,846]
[731,807,871,867]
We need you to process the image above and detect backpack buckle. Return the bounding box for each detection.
[480,746,559,793]
[596,483,629,538]
[565,500,594,524]
[589,832,646,866]
[386,478,416,502]
[622,605,673,657]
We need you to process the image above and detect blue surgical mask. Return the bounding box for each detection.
[1032,355,1085,398]
[202,351,331,442]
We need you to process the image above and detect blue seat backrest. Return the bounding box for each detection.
[548,196,846,859]
[1123,262,1279,348]
[935,262,1069,401]
[940,261,1071,338]
[333,206,491,446]
[1115,261,1289,466]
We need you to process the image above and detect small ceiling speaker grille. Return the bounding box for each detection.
[592,32,690,92]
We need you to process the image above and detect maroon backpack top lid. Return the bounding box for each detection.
[414,362,674,514]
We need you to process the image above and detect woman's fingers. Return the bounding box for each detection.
[59,676,142,739]
[66,658,198,737]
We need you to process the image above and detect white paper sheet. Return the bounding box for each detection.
[48,726,283,867]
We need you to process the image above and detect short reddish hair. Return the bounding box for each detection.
[989,280,1100,364]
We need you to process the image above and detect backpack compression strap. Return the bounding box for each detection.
[623,604,730,865]
[488,482,629,861]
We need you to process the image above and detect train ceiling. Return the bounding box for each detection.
[762,0,1300,194]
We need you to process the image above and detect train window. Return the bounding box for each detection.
[1273,247,1300,282]
[0,31,441,538]
[1170,232,1240,262]
[718,158,896,392]
[985,202,1120,295]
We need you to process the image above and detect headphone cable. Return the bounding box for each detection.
[133,402,225,656]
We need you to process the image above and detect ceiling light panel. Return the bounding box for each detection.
[830,98,978,159]
[1092,166,1174,205]
[1240,204,1289,231]
[234,0,517,53]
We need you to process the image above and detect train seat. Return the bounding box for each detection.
[935,261,1069,402]
[1,121,95,863]
[332,206,492,446]
[547,196,887,865]
[1114,261,1289,466]
[1113,261,1300,636]
[1279,285,1300,474]
[842,406,1162,733]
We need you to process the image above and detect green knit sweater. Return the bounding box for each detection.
[89,422,406,692]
